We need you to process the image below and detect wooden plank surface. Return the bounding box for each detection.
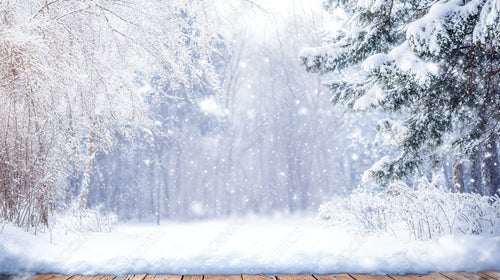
[204,276,242,280]
[479,273,500,280]
[349,274,392,280]
[66,275,89,280]
[3,273,500,280]
[26,274,61,280]
[154,276,181,280]
[242,275,276,280]
[51,276,73,280]
[115,274,147,280]
[441,272,474,280]
[144,275,181,280]
[69,276,96,280]
[458,273,493,280]
[68,276,96,280]
[314,274,354,280]
[277,275,316,280]
[482,273,500,280]
[391,274,450,280]
[183,276,203,280]
[92,275,116,280]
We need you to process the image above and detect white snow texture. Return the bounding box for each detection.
[1,214,500,276]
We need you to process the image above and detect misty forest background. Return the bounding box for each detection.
[1,0,500,236]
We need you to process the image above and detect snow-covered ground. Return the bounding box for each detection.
[1,213,500,275]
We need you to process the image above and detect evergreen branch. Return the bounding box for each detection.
[453,46,477,109]
[468,68,500,94]
[384,0,394,24]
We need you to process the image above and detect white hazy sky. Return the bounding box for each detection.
[217,0,325,43]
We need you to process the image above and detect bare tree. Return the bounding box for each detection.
[0,0,223,229]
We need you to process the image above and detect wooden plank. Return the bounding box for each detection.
[441,272,500,280]
[242,275,276,280]
[479,273,500,280]
[10,273,500,280]
[457,273,493,280]
[349,274,392,280]
[155,276,182,280]
[25,274,61,280]
[391,274,450,280]
[391,274,417,280]
[204,276,241,280]
[66,275,90,280]
[91,275,116,280]
[50,275,73,280]
[441,273,474,280]
[69,275,104,280]
[482,272,500,280]
[276,275,316,280]
[182,276,203,280]
[314,274,354,280]
[144,276,181,280]
[115,274,147,280]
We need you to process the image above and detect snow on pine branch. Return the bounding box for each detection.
[473,0,500,45]
[299,43,347,73]
[363,42,439,86]
[406,0,482,56]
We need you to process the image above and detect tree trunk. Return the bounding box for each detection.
[442,157,452,190]
[78,130,95,209]
[471,150,482,194]
[482,136,500,196]
[453,162,465,193]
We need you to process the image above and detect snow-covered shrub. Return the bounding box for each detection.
[389,181,500,240]
[319,190,392,235]
[51,206,118,233]
[320,179,500,240]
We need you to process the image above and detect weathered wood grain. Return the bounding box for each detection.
[441,272,475,280]
[182,276,203,280]
[349,274,392,280]
[242,275,276,280]
[5,272,500,280]
[479,273,500,280]
[114,274,147,280]
[204,275,242,280]
[391,273,452,280]
[276,275,316,280]
[483,272,500,280]
[313,274,354,280]
[25,274,62,280]
[143,275,181,280]
[455,272,494,280]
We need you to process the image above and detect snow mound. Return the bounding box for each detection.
[1,213,500,275]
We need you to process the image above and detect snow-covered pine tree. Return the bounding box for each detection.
[301,0,500,195]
